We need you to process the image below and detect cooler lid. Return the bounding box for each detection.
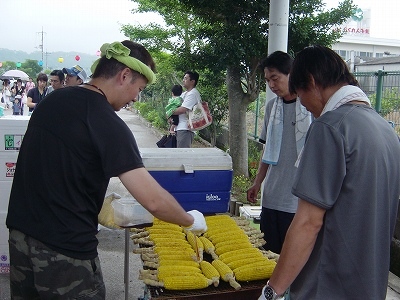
[140,148,232,171]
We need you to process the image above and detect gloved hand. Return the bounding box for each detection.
[184,210,207,234]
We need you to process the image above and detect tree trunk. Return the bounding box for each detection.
[226,66,249,177]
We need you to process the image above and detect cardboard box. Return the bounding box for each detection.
[140,148,233,214]
[0,116,30,152]
[0,181,12,212]
[0,152,19,181]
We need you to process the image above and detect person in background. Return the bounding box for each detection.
[247,51,312,254]
[259,45,400,300]
[24,77,35,94]
[165,84,183,133]
[172,71,201,147]
[26,73,48,115]
[1,79,12,110]
[11,79,25,115]
[7,40,207,299]
[46,69,65,96]
[63,65,87,86]
[12,95,22,115]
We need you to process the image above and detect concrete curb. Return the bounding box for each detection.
[389,272,400,295]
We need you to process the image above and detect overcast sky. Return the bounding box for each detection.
[2,0,398,56]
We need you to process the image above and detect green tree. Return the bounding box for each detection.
[123,0,355,176]
[21,60,43,79]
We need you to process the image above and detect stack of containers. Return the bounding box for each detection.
[0,115,30,274]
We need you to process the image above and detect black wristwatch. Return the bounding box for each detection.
[262,281,285,300]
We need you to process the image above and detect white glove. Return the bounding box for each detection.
[185,210,207,234]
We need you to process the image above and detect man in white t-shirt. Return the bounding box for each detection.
[172,71,201,147]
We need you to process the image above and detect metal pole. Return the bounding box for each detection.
[265,0,290,106]
[375,69,384,113]
[124,228,129,300]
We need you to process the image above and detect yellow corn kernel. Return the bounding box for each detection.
[159,260,200,268]
[211,259,241,290]
[157,271,207,282]
[186,231,204,261]
[221,252,264,265]
[157,265,202,275]
[199,261,220,287]
[214,238,252,249]
[218,247,263,261]
[154,247,195,258]
[199,236,218,260]
[208,231,248,244]
[215,242,254,256]
[157,254,196,262]
[233,261,276,281]
[143,274,213,290]
[227,257,272,270]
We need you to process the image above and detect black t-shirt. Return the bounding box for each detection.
[27,87,47,112]
[7,86,144,259]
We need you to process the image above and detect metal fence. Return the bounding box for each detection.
[247,70,400,139]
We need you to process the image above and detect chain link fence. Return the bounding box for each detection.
[246,71,400,139]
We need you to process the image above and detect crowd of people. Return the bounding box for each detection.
[0,64,88,115]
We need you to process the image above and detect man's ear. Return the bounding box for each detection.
[78,78,83,85]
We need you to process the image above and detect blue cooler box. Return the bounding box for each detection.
[140,148,233,214]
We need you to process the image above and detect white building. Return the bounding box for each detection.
[330,7,400,72]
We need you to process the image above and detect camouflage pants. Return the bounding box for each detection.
[9,229,106,299]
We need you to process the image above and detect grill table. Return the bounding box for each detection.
[142,279,265,299]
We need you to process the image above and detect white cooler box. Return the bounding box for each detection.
[140,148,233,214]
[0,181,12,212]
[240,205,262,222]
[0,211,9,274]
[0,115,30,152]
[0,152,19,181]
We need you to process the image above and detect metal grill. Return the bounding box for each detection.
[144,279,265,299]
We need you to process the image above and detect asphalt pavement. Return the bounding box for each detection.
[0,106,399,299]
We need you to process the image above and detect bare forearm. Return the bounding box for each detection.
[268,199,325,295]
[119,168,194,227]
[173,106,188,115]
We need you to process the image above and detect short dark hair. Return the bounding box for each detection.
[92,40,156,83]
[50,70,65,82]
[185,71,199,87]
[289,45,358,94]
[17,79,22,83]
[36,73,48,83]
[171,84,182,96]
[259,51,293,75]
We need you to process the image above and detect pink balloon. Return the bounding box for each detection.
[75,55,80,61]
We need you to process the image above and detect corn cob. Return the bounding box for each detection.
[215,242,254,256]
[157,265,202,275]
[227,257,273,270]
[218,248,263,261]
[211,259,241,290]
[186,231,204,262]
[143,275,213,290]
[143,259,200,269]
[233,261,276,281]
[214,238,252,249]
[198,236,218,260]
[208,231,248,244]
[132,247,154,254]
[154,247,196,257]
[199,261,220,287]
[157,254,197,262]
[221,251,264,265]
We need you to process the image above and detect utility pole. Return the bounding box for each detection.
[36,27,46,65]
[44,50,52,70]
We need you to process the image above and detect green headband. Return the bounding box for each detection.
[91,42,156,84]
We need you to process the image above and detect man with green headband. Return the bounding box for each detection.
[6,40,207,299]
